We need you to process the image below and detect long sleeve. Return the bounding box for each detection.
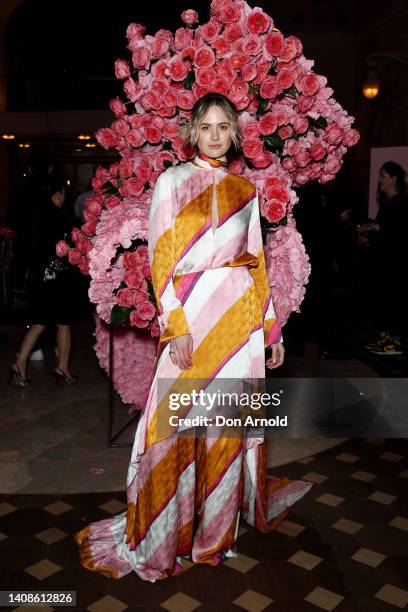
[247,190,282,347]
[148,171,190,344]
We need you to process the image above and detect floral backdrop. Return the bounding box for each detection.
[57,0,359,408]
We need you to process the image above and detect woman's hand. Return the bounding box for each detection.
[169,334,193,370]
[266,342,285,369]
[359,222,380,233]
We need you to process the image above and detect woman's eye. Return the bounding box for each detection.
[201,126,209,131]
[221,125,228,131]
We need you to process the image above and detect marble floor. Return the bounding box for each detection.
[0,320,380,495]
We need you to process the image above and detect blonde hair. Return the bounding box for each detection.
[180,93,239,150]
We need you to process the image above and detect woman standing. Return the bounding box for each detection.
[76,93,312,581]
[9,175,79,386]
[359,161,408,355]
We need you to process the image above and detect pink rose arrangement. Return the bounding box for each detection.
[58,0,360,402]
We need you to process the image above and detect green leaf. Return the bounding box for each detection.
[111,305,130,327]
[163,140,172,150]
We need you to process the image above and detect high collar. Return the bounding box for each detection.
[192,152,228,171]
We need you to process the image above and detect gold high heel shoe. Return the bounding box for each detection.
[8,363,31,388]
[52,369,79,385]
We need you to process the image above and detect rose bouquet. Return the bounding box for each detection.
[56,0,359,403]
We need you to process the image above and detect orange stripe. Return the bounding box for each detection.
[75,526,120,579]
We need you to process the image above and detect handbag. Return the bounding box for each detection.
[43,255,70,282]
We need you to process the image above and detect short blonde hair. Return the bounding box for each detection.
[180,93,239,150]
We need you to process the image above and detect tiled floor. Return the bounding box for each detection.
[1,437,407,611]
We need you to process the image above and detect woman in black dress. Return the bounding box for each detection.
[9,175,79,386]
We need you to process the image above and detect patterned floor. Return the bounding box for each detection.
[1,437,407,611]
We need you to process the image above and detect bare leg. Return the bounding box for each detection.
[15,324,47,377]
[56,324,72,375]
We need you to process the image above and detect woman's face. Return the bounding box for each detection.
[378,168,396,192]
[195,105,233,159]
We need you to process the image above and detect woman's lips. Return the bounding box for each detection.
[209,145,222,148]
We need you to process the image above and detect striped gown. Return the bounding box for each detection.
[75,154,313,581]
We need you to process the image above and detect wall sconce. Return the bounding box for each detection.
[363,53,408,99]
[2,133,15,140]
[85,142,97,148]
[78,134,92,140]
[18,143,31,148]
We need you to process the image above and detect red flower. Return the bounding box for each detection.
[104,196,121,210]
[196,66,217,86]
[277,68,294,90]
[124,268,145,289]
[298,73,319,96]
[56,240,69,258]
[68,248,82,265]
[251,151,273,168]
[278,125,293,139]
[246,8,272,34]
[114,59,131,80]
[177,90,196,109]
[309,143,326,161]
[82,219,98,236]
[263,200,286,223]
[242,138,264,159]
[143,126,162,144]
[259,76,279,100]
[127,128,145,148]
[124,251,143,269]
[201,20,220,42]
[242,120,261,139]
[181,9,199,25]
[259,113,278,135]
[194,46,216,68]
[168,56,189,82]
[130,309,150,328]
[123,78,142,102]
[117,288,135,308]
[220,3,241,23]
[265,32,284,57]
[136,301,156,321]
[342,129,360,147]
[265,185,289,203]
[242,34,262,56]
[110,97,126,118]
[293,116,309,134]
[96,128,118,150]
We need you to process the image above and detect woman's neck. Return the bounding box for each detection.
[384,186,398,201]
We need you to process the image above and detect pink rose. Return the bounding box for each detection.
[68,248,81,265]
[162,88,178,107]
[223,23,242,44]
[82,219,98,236]
[282,157,296,172]
[201,20,220,42]
[293,116,309,135]
[285,139,300,156]
[168,56,189,82]
[242,120,261,139]
[281,36,302,62]
[242,138,264,159]
[194,46,216,68]
[163,123,180,139]
[123,78,142,102]
[177,90,196,109]
[220,3,241,23]
[265,184,289,203]
[143,126,162,144]
[79,259,89,276]
[246,8,272,34]
[265,32,284,57]
[294,151,311,168]
[278,125,293,139]
[124,250,143,269]
[96,128,118,150]
[141,90,162,111]
[136,300,156,321]
[175,27,193,50]
[130,309,150,328]
[84,197,102,217]
[56,240,69,258]
[325,124,344,146]
[277,68,294,90]
[134,289,148,305]
[127,129,144,148]
[134,159,152,182]
[124,268,144,289]
[126,23,145,40]
[229,77,248,98]
[229,52,249,71]
[119,158,134,179]
[152,59,169,78]
[241,64,257,82]
[251,151,273,168]
[104,195,121,210]
[324,156,342,174]
[109,97,126,118]
[260,76,279,100]
[242,34,262,57]
[252,61,270,85]
[112,119,129,136]
[76,237,92,254]
[114,59,131,80]
[298,73,319,96]
[309,143,326,161]
[181,46,196,62]
[196,66,216,86]
[259,113,278,135]
[342,128,360,147]
[181,9,199,25]
[137,245,148,260]
[151,37,170,58]
[263,200,285,223]
[212,36,231,56]
[121,178,145,197]
[142,262,151,279]
[132,47,150,69]
[116,288,135,308]
[297,94,315,113]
